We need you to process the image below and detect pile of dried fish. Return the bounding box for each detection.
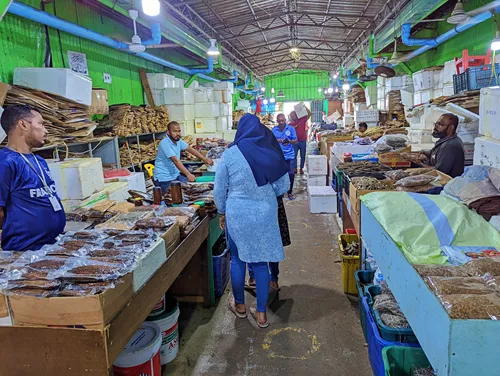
[373,288,410,328]
[413,368,436,376]
[337,161,392,174]
[99,104,170,136]
[342,240,360,256]
[352,177,394,191]
[164,183,214,205]
[119,139,161,167]
[385,170,408,181]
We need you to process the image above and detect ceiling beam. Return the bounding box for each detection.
[216,11,374,31]
[221,23,371,42]
[243,48,347,61]
[237,37,355,52]
[252,58,339,70]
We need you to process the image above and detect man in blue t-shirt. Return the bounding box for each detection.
[0,105,66,251]
[272,113,298,200]
[153,121,213,193]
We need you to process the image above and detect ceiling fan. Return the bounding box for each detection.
[119,9,178,53]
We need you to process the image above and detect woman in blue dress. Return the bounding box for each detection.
[214,114,290,328]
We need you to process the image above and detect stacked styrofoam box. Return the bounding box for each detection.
[386,75,412,92]
[235,99,250,112]
[413,68,444,104]
[173,77,185,88]
[443,60,455,96]
[377,77,386,111]
[213,81,234,92]
[473,137,500,168]
[165,104,195,121]
[146,73,176,90]
[308,186,337,214]
[214,89,232,103]
[474,87,500,168]
[216,116,233,131]
[406,105,448,130]
[408,129,435,144]
[162,88,194,105]
[344,114,354,126]
[354,103,368,112]
[219,103,232,116]
[306,155,328,189]
[354,110,379,125]
[195,119,217,134]
[365,86,377,108]
[179,120,195,136]
[194,87,215,103]
[445,103,479,144]
[195,103,220,118]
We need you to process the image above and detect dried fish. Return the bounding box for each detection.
[352,177,394,191]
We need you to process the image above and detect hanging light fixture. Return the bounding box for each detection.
[327,87,334,94]
[142,0,160,16]
[261,87,266,92]
[448,0,469,25]
[342,81,351,91]
[492,31,500,51]
[263,99,269,105]
[207,39,220,56]
[335,87,339,93]
[270,97,276,103]
[277,90,285,98]
[333,73,338,79]
[271,88,275,94]
[324,89,328,95]
[318,88,323,93]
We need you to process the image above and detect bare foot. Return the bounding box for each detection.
[235,303,246,314]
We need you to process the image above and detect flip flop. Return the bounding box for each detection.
[228,298,247,319]
[250,307,270,328]
[269,284,281,293]
[244,280,256,290]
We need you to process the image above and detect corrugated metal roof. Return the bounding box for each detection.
[167,0,390,75]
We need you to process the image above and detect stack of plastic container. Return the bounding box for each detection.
[475,87,500,169]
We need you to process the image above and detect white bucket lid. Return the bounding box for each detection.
[114,322,162,368]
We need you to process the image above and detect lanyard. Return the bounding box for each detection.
[18,152,55,198]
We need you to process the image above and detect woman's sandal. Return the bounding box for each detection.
[228,298,247,319]
[249,307,270,328]
[244,280,256,291]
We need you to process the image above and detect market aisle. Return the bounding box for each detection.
[168,176,371,376]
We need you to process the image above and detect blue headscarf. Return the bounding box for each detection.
[230,114,289,187]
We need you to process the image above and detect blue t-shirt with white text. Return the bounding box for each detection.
[272,125,297,160]
[0,148,66,251]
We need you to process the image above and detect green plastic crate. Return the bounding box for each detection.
[382,346,432,376]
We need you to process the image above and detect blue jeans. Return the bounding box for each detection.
[293,140,307,170]
[153,174,188,194]
[248,262,279,283]
[285,159,295,195]
[227,231,270,313]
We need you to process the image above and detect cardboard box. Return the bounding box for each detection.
[349,181,395,213]
[378,150,412,168]
[162,221,181,258]
[0,82,11,106]
[90,89,109,115]
[9,273,133,329]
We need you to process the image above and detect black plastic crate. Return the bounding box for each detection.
[453,63,500,94]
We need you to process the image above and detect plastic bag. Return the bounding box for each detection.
[207,146,226,160]
[463,257,500,276]
[385,170,408,181]
[414,264,468,277]
[396,184,435,193]
[374,142,393,154]
[135,217,176,231]
[95,211,153,231]
[373,268,385,286]
[395,175,437,187]
[425,276,495,295]
[57,281,116,296]
[440,293,500,319]
[376,135,408,149]
[407,168,435,176]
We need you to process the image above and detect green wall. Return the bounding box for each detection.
[265,70,330,102]
[0,0,211,105]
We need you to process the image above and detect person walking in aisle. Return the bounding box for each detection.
[153,121,213,193]
[289,106,311,174]
[272,113,297,200]
[214,114,290,328]
[0,105,66,251]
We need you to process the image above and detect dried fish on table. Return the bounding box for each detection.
[395,175,436,187]
[351,177,394,191]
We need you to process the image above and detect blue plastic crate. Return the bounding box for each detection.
[213,248,230,297]
[453,63,500,93]
[366,286,419,344]
[355,270,375,300]
[363,298,420,376]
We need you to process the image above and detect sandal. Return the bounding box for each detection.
[269,282,281,292]
[250,307,270,328]
[228,298,247,319]
[244,280,256,290]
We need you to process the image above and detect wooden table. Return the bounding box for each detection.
[0,217,210,375]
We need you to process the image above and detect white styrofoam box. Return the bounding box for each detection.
[190,81,200,89]
[219,103,232,116]
[47,158,104,200]
[173,77,185,88]
[195,118,217,134]
[377,98,386,111]
[223,130,237,142]
[144,90,164,106]
[146,73,176,90]
[408,129,434,144]
[178,120,195,135]
[294,102,308,119]
[377,76,386,87]
[474,137,500,168]
[308,186,337,214]
[165,104,195,121]
[464,143,475,161]
[354,109,379,122]
[407,105,449,130]
[105,172,146,193]
[14,68,92,106]
[307,175,327,187]
[413,89,434,105]
[237,99,250,108]
[226,115,233,129]
[344,114,354,126]
[214,89,232,103]
[365,86,377,108]
[354,103,368,112]
[412,69,437,91]
[214,82,234,91]
[103,181,129,202]
[195,102,220,118]
[434,69,444,88]
[216,116,228,132]
[387,75,413,91]
[162,88,194,105]
[444,60,456,84]
[194,87,215,103]
[331,144,375,159]
[479,87,500,140]
[400,87,414,107]
[307,155,328,175]
[133,238,166,293]
[443,83,454,97]
[434,89,443,98]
